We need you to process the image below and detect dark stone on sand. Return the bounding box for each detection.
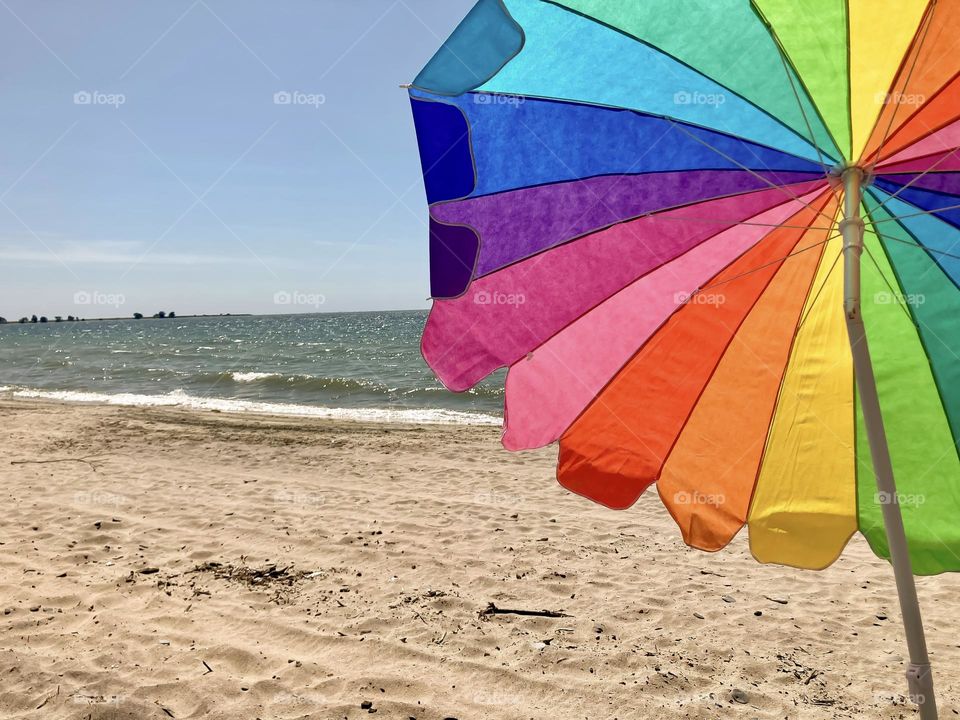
[361,700,373,710]
[731,689,749,704]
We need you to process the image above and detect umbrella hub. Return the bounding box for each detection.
[827,163,874,192]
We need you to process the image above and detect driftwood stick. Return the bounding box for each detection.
[480,602,571,618]
[10,456,107,472]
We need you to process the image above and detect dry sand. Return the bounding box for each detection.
[0,397,957,719]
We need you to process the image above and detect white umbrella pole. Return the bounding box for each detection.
[840,167,938,719]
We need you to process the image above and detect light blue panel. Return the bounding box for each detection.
[870,190,960,287]
[482,0,827,164]
[413,0,524,96]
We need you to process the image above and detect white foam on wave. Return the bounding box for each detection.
[230,371,281,383]
[6,386,502,426]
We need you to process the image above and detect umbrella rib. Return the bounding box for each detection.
[867,229,960,262]
[750,0,845,167]
[769,21,834,180]
[539,0,838,168]
[869,146,960,215]
[689,233,838,298]
[862,241,916,324]
[628,215,832,230]
[867,1,937,164]
[795,247,843,334]
[664,117,836,226]
[869,199,960,225]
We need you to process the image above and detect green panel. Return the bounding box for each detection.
[550,0,840,163]
[753,0,851,161]
[864,195,960,451]
[855,204,960,575]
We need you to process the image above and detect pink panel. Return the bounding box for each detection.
[878,117,960,168]
[421,180,829,392]
[501,187,830,450]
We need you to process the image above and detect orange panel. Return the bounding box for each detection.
[657,204,836,551]
[556,192,833,510]
[861,1,960,162]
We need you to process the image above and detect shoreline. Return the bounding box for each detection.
[0,384,502,427]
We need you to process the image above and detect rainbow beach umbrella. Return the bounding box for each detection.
[407,1,960,715]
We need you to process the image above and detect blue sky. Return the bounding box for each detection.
[0,0,474,319]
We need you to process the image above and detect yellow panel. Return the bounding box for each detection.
[849,0,928,159]
[747,226,857,570]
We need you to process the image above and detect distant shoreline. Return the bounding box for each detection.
[0,309,428,326]
[0,314,253,325]
[68,314,251,322]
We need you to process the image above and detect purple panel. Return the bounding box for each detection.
[430,219,480,299]
[878,151,960,175]
[430,170,822,277]
[422,180,830,391]
[874,172,960,197]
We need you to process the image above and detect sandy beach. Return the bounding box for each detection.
[1,397,957,719]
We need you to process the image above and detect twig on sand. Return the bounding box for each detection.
[11,456,108,472]
[36,685,59,709]
[480,602,571,618]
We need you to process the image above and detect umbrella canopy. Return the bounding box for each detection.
[408,0,960,580]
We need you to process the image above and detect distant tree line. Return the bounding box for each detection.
[135,311,176,319]
[0,311,176,324]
